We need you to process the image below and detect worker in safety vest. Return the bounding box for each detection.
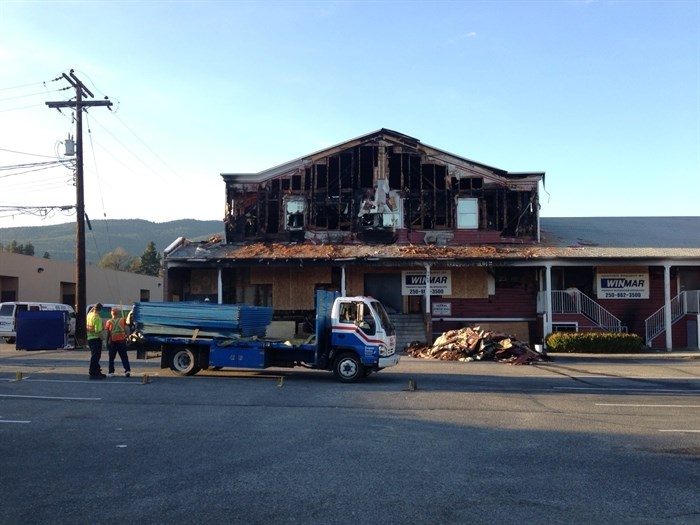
[87,303,105,379]
[106,307,131,378]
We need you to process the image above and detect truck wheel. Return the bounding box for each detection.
[333,352,364,383]
[170,348,201,376]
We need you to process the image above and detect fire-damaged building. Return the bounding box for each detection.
[162,129,700,350]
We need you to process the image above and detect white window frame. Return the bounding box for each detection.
[456,198,478,229]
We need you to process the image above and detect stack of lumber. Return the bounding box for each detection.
[134,302,273,339]
[406,326,549,365]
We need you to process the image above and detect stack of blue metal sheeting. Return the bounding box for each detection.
[134,302,273,339]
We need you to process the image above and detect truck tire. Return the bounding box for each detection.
[333,352,364,383]
[170,348,201,376]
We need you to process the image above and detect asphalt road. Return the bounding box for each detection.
[1,344,699,525]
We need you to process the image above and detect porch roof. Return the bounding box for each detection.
[164,216,700,266]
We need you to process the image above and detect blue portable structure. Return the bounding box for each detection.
[131,290,400,382]
[15,310,68,350]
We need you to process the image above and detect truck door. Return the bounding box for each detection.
[356,303,376,335]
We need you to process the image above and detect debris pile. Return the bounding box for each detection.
[406,326,549,365]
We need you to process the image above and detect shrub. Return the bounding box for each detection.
[545,332,644,353]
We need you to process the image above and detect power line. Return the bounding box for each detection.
[0,87,69,103]
[0,147,63,159]
[0,159,72,173]
[111,111,185,181]
[0,76,61,92]
[0,204,75,221]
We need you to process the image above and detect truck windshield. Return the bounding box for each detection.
[369,300,394,335]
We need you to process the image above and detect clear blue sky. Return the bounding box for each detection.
[1,0,698,228]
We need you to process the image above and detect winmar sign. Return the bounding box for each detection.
[597,272,649,299]
[402,270,452,296]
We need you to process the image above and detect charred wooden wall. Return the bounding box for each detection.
[224,142,538,244]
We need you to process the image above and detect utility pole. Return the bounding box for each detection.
[46,70,112,346]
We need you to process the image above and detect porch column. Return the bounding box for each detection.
[424,263,432,315]
[544,263,553,344]
[341,266,346,297]
[217,268,223,304]
[664,264,672,351]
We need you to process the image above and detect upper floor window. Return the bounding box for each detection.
[456,198,478,229]
[284,197,306,231]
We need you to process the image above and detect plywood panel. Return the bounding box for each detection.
[448,267,489,299]
[345,268,365,297]
[271,267,331,310]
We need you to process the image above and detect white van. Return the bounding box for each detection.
[0,302,76,343]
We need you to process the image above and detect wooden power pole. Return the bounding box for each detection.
[46,70,112,346]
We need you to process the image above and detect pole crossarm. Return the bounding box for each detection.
[45,100,113,109]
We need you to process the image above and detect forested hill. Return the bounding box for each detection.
[0,218,224,264]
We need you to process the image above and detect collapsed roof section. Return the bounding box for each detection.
[163,236,700,268]
[221,129,544,245]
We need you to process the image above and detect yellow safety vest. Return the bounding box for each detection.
[86,310,103,340]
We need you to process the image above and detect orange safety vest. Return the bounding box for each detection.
[107,317,127,342]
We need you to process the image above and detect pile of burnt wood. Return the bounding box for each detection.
[406,326,550,365]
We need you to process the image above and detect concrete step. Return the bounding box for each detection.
[389,314,427,351]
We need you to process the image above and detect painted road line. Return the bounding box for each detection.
[0,394,101,401]
[554,387,700,394]
[596,403,700,408]
[0,419,31,424]
[658,430,700,433]
[23,379,144,384]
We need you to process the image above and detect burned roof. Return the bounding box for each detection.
[220,128,544,185]
[164,217,700,267]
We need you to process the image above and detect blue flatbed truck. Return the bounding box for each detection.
[132,290,400,382]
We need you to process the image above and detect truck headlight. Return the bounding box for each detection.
[379,344,393,357]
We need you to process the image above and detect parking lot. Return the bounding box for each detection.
[2,343,700,525]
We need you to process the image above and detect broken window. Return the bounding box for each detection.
[284,196,307,231]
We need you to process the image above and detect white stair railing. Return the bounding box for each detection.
[549,289,623,332]
[645,290,699,346]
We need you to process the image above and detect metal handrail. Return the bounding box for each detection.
[644,291,698,345]
[546,289,622,333]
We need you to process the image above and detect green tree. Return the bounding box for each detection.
[138,241,162,276]
[98,247,135,272]
[43,252,50,259]
[23,242,35,256]
[127,257,141,273]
